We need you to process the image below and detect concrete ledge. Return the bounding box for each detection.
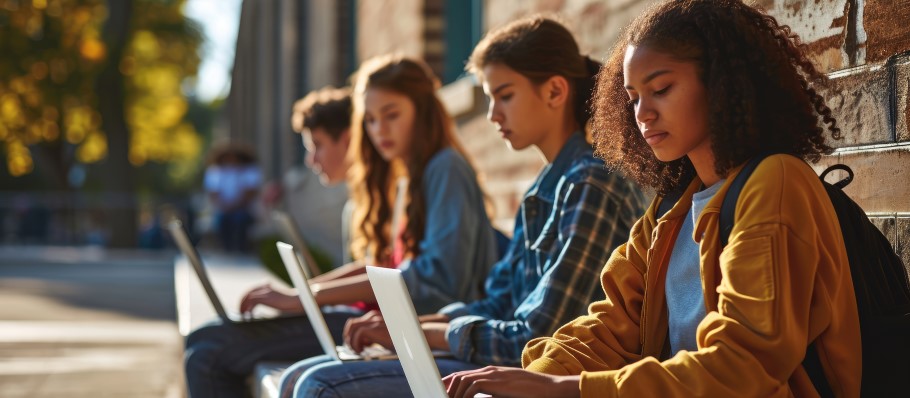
[254,361,293,398]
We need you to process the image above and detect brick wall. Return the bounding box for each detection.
[350,0,910,274]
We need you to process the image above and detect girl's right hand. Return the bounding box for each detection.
[343,310,393,353]
[238,284,303,315]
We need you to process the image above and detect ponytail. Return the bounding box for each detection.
[573,56,602,127]
[467,16,594,128]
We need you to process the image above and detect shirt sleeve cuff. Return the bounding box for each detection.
[580,370,619,398]
[525,357,571,375]
[445,315,487,361]
[438,302,470,319]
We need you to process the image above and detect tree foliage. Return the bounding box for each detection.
[0,0,107,177]
[0,0,204,186]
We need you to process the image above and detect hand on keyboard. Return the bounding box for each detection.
[337,343,394,359]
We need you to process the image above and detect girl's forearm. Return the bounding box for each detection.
[312,274,375,305]
[310,260,366,283]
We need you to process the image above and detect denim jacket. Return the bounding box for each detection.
[440,133,646,366]
[399,147,498,314]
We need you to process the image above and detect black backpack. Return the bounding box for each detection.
[658,153,910,396]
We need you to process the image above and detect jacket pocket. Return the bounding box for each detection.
[717,235,777,336]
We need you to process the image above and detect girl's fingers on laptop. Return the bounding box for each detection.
[343,310,383,348]
[238,284,271,313]
[238,284,302,314]
[444,366,581,398]
[348,318,393,352]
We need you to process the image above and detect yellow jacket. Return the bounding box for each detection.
[523,155,861,397]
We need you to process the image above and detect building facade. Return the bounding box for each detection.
[228,0,910,273]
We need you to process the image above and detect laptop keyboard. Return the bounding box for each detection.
[336,344,394,359]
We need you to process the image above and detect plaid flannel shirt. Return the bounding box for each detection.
[440,133,646,366]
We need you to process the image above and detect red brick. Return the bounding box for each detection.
[863,0,910,64]
[356,0,423,60]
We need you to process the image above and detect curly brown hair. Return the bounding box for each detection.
[592,0,841,195]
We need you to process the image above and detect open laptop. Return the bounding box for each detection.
[168,219,278,323]
[275,241,395,361]
[271,210,322,279]
[366,266,491,398]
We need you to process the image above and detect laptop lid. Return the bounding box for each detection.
[365,266,447,398]
[167,219,230,322]
[275,241,342,361]
[272,211,321,279]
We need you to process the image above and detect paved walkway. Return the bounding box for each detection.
[0,246,184,397]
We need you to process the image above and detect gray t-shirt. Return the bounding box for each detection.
[666,179,725,354]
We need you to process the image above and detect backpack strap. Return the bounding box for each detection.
[719,152,777,247]
[656,171,696,220]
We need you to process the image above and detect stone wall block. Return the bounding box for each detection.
[895,55,910,142]
[765,0,850,72]
[835,147,910,213]
[822,65,892,147]
[869,216,897,250]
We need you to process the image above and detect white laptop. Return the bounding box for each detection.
[366,266,491,398]
[271,210,322,279]
[168,219,278,323]
[275,241,394,361]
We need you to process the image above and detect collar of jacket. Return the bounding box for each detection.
[524,132,590,204]
[639,161,750,358]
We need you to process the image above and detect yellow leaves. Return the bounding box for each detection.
[1,0,204,179]
[64,105,99,144]
[133,64,182,95]
[131,30,161,62]
[5,140,34,177]
[79,36,106,62]
[0,94,25,129]
[128,121,201,166]
[76,131,106,163]
[169,122,202,160]
[42,120,60,140]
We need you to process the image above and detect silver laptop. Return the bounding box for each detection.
[275,241,394,361]
[271,210,323,279]
[366,266,490,398]
[168,219,277,323]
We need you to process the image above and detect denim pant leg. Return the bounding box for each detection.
[293,358,482,398]
[184,310,359,398]
[277,355,336,398]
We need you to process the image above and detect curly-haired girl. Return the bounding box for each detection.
[445,1,861,396]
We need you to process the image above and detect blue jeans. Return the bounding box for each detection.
[216,208,253,252]
[279,355,482,398]
[184,309,360,398]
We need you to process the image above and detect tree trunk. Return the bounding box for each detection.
[96,0,136,248]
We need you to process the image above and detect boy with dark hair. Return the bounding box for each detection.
[185,87,358,398]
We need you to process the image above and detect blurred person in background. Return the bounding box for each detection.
[203,142,261,252]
